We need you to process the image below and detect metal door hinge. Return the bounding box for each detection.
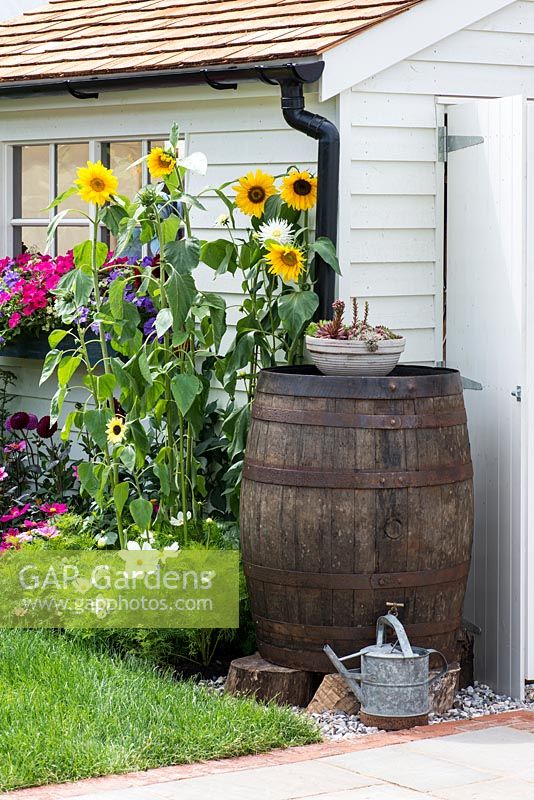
[438,127,484,162]
[512,385,522,402]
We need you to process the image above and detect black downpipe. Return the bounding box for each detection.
[277,79,340,319]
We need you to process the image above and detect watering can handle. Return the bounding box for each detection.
[426,649,449,685]
[376,614,414,657]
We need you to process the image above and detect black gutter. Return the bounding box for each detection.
[276,78,339,319]
[0,60,339,316]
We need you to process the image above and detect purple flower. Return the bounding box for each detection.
[5,417,12,432]
[26,414,38,431]
[76,306,90,325]
[143,317,156,338]
[3,268,19,289]
[108,268,121,282]
[90,321,100,335]
[140,296,155,314]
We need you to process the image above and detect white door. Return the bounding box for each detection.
[445,96,528,699]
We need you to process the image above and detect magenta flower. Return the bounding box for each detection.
[41,502,68,516]
[72,465,79,480]
[0,467,8,482]
[8,312,21,329]
[0,503,30,523]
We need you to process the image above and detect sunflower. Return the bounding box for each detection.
[106,416,127,445]
[147,147,176,179]
[265,243,305,284]
[76,161,118,206]
[233,170,276,217]
[280,169,318,211]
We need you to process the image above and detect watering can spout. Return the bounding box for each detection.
[323,644,364,703]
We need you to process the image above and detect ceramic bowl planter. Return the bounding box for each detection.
[305,335,406,376]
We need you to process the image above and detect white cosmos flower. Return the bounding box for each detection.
[126,541,154,551]
[216,212,231,227]
[257,218,294,246]
[170,511,192,527]
[177,152,208,175]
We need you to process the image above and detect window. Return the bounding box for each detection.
[10,138,173,258]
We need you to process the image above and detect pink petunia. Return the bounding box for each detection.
[8,312,21,329]
[0,467,8,482]
[41,502,68,516]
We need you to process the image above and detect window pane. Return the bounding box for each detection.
[21,145,49,219]
[17,227,48,254]
[109,141,142,198]
[57,226,90,254]
[57,143,89,216]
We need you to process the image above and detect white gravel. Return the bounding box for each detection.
[309,682,534,740]
[199,676,534,741]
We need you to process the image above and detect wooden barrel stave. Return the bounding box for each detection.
[241,366,474,672]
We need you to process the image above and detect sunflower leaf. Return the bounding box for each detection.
[309,238,341,275]
[278,291,319,339]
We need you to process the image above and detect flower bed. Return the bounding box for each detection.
[0,123,351,667]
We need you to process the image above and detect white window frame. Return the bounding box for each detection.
[6,135,174,257]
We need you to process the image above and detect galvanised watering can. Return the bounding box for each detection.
[324,613,448,720]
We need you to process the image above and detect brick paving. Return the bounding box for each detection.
[6,710,534,799]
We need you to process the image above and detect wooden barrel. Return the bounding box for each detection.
[240,365,474,673]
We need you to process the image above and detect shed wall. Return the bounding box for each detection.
[343,0,534,366]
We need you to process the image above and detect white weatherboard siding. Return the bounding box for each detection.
[342,0,534,368]
[0,85,329,418]
[339,89,439,364]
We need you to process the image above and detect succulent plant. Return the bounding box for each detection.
[306,298,403,351]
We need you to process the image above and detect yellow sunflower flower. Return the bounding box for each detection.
[147,147,176,179]
[106,417,127,445]
[233,170,276,217]
[76,161,118,206]
[265,243,305,284]
[280,169,318,212]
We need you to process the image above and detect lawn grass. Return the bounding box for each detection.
[0,629,320,792]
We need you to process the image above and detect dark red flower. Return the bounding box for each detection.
[36,416,58,438]
[8,412,30,430]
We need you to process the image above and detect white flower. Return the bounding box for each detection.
[257,218,294,246]
[96,536,107,549]
[170,511,192,527]
[216,212,231,227]
[126,540,154,551]
[164,542,180,551]
[177,152,208,175]
[140,530,156,544]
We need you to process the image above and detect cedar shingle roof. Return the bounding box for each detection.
[0,0,422,85]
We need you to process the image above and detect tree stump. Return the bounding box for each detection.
[430,662,460,715]
[225,653,319,706]
[307,674,360,715]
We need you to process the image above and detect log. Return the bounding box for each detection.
[225,653,319,707]
[429,662,460,715]
[307,673,360,715]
